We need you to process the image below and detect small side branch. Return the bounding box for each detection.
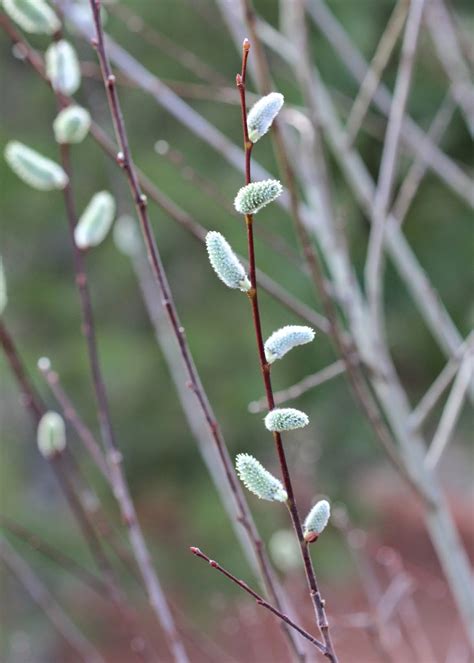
[345,0,409,147]
[248,360,346,414]
[190,547,327,656]
[425,351,473,470]
[365,0,425,329]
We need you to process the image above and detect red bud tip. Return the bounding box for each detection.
[190,547,200,555]
[243,38,250,51]
[236,73,242,86]
[304,531,319,544]
[209,560,218,568]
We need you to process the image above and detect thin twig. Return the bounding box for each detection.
[425,0,474,136]
[190,547,327,656]
[392,92,456,225]
[0,536,105,663]
[345,0,409,147]
[409,333,473,431]
[248,360,346,414]
[365,0,425,331]
[85,3,303,660]
[236,39,338,663]
[425,350,473,470]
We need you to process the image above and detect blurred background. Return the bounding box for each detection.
[1,0,473,661]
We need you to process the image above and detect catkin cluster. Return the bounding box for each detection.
[204,86,330,538]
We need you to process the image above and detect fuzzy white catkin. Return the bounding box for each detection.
[247,92,284,143]
[234,179,283,215]
[113,215,142,257]
[37,411,66,458]
[206,231,251,291]
[264,325,315,363]
[264,408,309,432]
[4,141,68,190]
[303,500,331,541]
[45,40,81,95]
[0,256,7,315]
[74,191,116,249]
[3,0,60,35]
[53,105,91,144]
[236,453,287,502]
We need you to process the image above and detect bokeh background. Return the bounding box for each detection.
[1,1,473,661]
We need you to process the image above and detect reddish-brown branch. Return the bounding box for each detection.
[190,546,327,655]
[236,40,338,663]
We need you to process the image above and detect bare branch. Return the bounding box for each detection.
[248,360,346,414]
[425,349,473,470]
[190,547,327,657]
[425,0,474,136]
[365,0,425,329]
[345,0,409,147]
[409,333,473,431]
[392,92,456,225]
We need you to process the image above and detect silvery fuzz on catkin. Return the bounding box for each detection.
[45,40,81,95]
[235,453,287,502]
[264,408,309,432]
[264,325,315,363]
[234,180,283,215]
[3,0,60,34]
[206,231,251,291]
[4,141,68,190]
[247,92,284,143]
[74,192,116,249]
[0,256,7,315]
[37,411,66,458]
[303,500,331,542]
[53,106,91,144]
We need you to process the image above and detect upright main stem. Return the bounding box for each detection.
[237,41,338,663]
